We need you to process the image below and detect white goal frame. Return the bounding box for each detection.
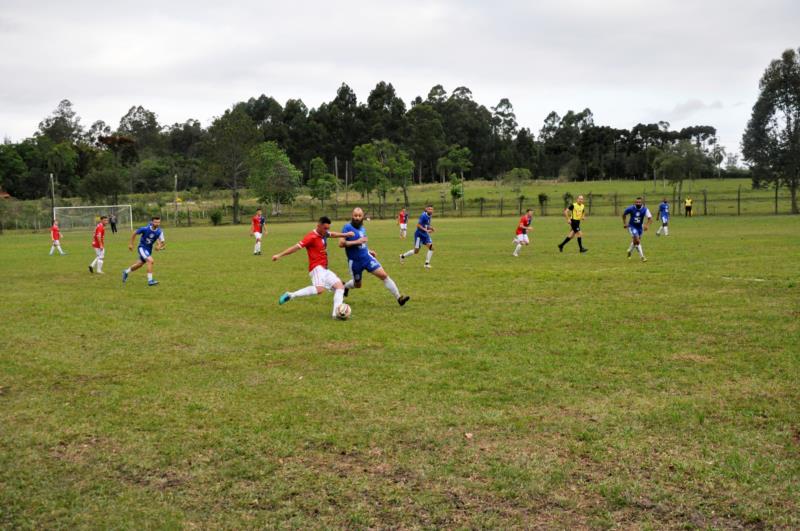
[53,204,134,232]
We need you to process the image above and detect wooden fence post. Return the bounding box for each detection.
[702,189,707,216]
[737,186,741,216]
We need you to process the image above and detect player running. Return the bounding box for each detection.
[49,220,65,256]
[656,198,670,236]
[339,207,410,306]
[400,205,435,268]
[558,195,588,253]
[272,216,355,318]
[397,207,409,239]
[251,208,266,255]
[512,209,534,257]
[88,216,109,274]
[122,216,165,286]
[622,197,653,262]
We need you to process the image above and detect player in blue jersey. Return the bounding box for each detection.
[123,216,166,286]
[656,198,670,236]
[400,205,435,268]
[622,197,652,262]
[339,207,410,306]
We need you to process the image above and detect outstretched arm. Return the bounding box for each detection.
[329,230,355,238]
[128,231,137,251]
[272,244,301,261]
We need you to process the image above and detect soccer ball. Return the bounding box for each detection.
[336,303,352,320]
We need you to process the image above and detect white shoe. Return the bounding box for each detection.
[424,263,431,269]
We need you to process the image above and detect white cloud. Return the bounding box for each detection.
[0,0,798,156]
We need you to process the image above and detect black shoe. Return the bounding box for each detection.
[580,248,588,253]
[344,288,350,298]
[88,265,93,273]
[558,245,563,253]
[398,295,410,306]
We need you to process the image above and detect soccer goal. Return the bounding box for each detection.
[53,205,134,232]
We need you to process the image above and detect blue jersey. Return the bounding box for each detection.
[341,223,371,262]
[136,225,164,252]
[658,202,669,219]
[416,212,432,233]
[623,205,652,228]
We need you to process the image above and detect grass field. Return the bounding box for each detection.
[1,215,799,528]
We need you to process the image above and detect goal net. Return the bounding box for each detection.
[53,205,134,232]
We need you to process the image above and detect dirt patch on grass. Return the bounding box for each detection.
[50,435,116,465]
[670,353,714,363]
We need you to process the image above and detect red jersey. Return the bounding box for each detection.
[397,211,408,223]
[251,214,264,233]
[92,223,105,249]
[297,229,328,271]
[51,225,60,240]
[516,214,532,235]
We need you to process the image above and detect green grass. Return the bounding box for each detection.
[1,215,799,528]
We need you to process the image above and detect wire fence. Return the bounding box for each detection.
[1,187,797,232]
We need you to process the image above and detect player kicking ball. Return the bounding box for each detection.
[88,215,108,274]
[622,197,652,262]
[340,207,410,306]
[400,205,435,268]
[251,207,266,255]
[512,209,534,256]
[272,216,355,319]
[656,198,670,236]
[122,216,165,286]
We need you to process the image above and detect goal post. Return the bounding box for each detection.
[53,205,134,232]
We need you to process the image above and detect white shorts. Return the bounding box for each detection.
[399,223,407,231]
[52,240,60,246]
[94,248,105,259]
[661,216,669,225]
[309,265,341,291]
[253,231,262,240]
[515,234,529,244]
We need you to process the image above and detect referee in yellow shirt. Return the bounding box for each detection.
[558,195,588,253]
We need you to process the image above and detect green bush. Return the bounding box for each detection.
[210,209,223,226]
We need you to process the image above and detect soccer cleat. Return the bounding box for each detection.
[512,253,519,257]
[627,250,632,259]
[580,248,588,253]
[424,263,431,269]
[88,265,94,273]
[343,287,350,298]
[398,295,410,306]
[279,292,291,305]
[641,257,648,262]
[96,271,104,275]
[148,280,159,286]
[558,245,563,253]
[122,270,128,283]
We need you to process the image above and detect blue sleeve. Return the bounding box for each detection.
[341,223,354,240]
[135,226,146,235]
[418,214,426,225]
[623,206,633,217]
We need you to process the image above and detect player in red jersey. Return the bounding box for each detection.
[251,208,266,255]
[272,216,355,318]
[49,220,65,255]
[512,209,534,257]
[89,216,109,273]
[397,207,409,239]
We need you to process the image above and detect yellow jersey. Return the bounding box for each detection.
[685,198,693,207]
[568,202,585,220]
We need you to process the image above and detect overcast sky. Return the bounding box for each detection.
[1,0,798,156]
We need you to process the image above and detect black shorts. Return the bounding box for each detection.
[570,219,582,232]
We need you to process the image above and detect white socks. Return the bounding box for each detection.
[147,273,153,281]
[402,250,415,258]
[90,258,98,268]
[124,267,131,274]
[425,249,433,264]
[96,259,103,273]
[383,277,400,298]
[332,288,344,316]
[344,279,355,289]
[628,243,635,253]
[50,245,63,255]
[664,227,669,236]
[514,244,522,255]
[636,244,644,258]
[290,286,318,298]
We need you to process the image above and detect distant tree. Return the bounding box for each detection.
[406,103,445,183]
[742,47,800,213]
[352,142,384,208]
[374,140,414,206]
[437,145,472,183]
[84,120,111,147]
[0,144,28,197]
[46,142,78,196]
[37,99,83,144]
[307,156,337,210]
[249,141,302,214]
[118,105,163,156]
[79,152,126,202]
[205,106,261,223]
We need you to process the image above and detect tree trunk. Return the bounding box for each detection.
[790,177,798,214]
[232,188,240,224]
[402,182,409,207]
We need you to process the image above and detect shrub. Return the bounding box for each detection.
[210,209,223,226]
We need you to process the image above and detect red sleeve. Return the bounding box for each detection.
[298,232,314,248]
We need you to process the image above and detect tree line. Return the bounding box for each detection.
[3,69,793,219]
